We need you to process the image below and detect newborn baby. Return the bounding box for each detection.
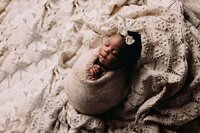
[62,31,141,115]
[88,34,129,80]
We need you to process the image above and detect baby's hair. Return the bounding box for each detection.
[120,31,142,84]
[120,31,142,67]
[127,31,141,64]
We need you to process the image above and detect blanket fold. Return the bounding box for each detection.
[0,0,200,132]
[63,47,128,115]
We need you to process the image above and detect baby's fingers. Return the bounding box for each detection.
[88,68,94,75]
[94,68,100,75]
[93,64,100,69]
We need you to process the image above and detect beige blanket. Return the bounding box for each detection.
[62,47,128,115]
[0,0,200,132]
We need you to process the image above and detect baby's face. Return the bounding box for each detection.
[98,34,126,69]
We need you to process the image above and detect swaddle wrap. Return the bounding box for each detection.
[63,47,128,115]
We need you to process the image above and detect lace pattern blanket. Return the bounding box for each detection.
[0,0,200,132]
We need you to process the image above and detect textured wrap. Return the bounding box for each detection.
[63,47,128,115]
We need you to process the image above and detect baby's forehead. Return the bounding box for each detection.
[108,34,125,47]
[109,34,124,41]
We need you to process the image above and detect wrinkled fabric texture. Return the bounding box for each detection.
[0,0,200,132]
[62,47,128,115]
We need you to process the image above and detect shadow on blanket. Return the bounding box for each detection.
[5,0,198,132]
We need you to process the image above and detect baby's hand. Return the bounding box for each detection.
[88,64,102,80]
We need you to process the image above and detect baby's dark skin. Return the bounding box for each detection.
[88,34,126,80]
[88,64,103,80]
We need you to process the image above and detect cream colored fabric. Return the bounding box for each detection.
[0,0,200,132]
[63,47,128,115]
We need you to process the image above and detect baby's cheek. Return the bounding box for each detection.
[98,48,103,55]
[110,56,118,62]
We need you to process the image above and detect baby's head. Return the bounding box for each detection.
[98,31,141,70]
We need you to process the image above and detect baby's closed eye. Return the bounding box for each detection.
[104,40,110,47]
[112,50,119,56]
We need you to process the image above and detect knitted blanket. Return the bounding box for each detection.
[62,47,128,115]
[0,0,200,132]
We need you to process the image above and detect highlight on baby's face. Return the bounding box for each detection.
[98,34,126,69]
